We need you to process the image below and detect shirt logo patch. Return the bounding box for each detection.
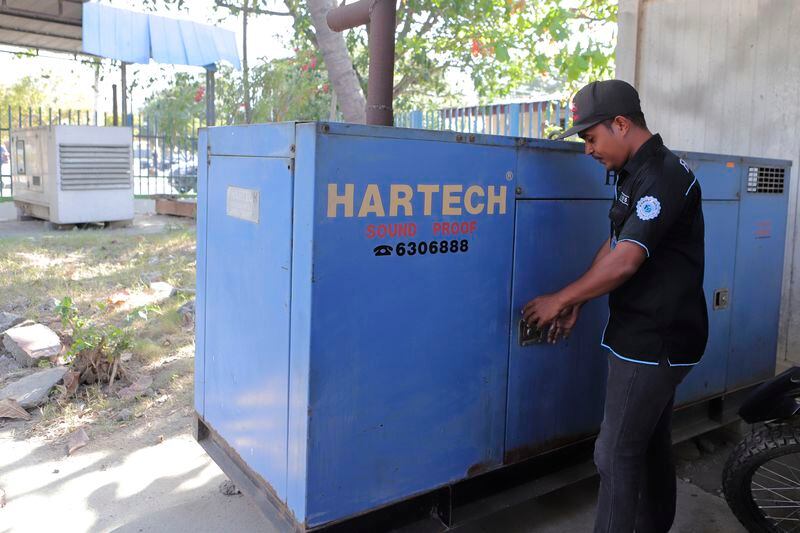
[679,159,691,174]
[636,196,661,221]
[619,192,630,206]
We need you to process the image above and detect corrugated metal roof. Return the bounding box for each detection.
[82,3,240,68]
[0,0,87,54]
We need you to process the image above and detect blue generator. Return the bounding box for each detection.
[194,122,790,531]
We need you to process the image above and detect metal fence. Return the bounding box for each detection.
[0,100,568,199]
[0,105,203,199]
[394,100,571,139]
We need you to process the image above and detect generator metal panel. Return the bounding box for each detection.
[675,201,738,404]
[286,124,317,522]
[515,140,612,199]
[195,129,209,417]
[673,152,741,201]
[200,154,294,502]
[303,127,517,526]
[506,200,610,461]
[207,122,296,158]
[727,160,791,389]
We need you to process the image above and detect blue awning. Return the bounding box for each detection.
[82,2,241,69]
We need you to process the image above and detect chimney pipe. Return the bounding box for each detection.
[327,0,396,126]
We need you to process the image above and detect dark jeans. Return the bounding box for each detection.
[593,354,692,533]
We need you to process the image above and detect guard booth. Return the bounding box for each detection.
[195,121,790,531]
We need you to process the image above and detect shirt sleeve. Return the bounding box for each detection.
[617,169,692,257]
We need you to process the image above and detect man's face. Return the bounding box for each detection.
[579,121,627,171]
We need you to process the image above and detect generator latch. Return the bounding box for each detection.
[713,289,730,310]
[519,319,545,346]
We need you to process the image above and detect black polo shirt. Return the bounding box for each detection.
[601,134,708,366]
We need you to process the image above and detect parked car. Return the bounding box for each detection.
[1,144,8,164]
[168,162,198,194]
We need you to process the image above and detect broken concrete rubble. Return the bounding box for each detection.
[3,323,63,367]
[0,312,24,333]
[149,281,176,298]
[0,366,67,408]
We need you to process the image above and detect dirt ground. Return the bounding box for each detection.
[0,215,748,533]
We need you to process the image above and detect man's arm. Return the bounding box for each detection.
[591,237,613,266]
[542,237,612,342]
[523,241,646,328]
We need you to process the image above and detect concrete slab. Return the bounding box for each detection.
[0,214,194,239]
[0,407,747,533]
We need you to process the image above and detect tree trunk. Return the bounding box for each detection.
[307,0,366,123]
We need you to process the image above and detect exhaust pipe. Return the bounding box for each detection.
[327,0,396,126]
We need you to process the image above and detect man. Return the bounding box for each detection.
[523,79,708,533]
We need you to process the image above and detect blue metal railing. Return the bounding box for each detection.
[395,100,571,139]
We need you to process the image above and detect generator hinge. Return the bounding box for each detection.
[206,145,211,167]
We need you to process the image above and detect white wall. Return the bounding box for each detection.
[0,201,15,222]
[617,0,800,362]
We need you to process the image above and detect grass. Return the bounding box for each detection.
[0,224,197,438]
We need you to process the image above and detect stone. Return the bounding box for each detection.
[117,375,153,401]
[178,300,195,326]
[0,312,23,333]
[115,408,133,422]
[0,366,68,408]
[142,271,163,283]
[38,298,58,313]
[3,323,63,367]
[219,480,241,496]
[0,355,21,379]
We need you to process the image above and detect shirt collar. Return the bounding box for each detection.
[620,133,663,177]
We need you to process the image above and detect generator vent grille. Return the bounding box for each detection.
[747,166,785,194]
[59,144,131,191]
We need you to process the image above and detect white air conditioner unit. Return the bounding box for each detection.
[11,125,134,225]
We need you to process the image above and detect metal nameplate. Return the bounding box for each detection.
[226,186,260,223]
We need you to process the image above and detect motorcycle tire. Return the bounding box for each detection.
[723,423,800,532]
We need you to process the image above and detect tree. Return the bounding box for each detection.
[305,0,366,122]
[0,77,47,127]
[286,0,616,116]
[250,52,333,122]
[143,0,617,121]
[140,72,206,159]
[141,55,333,135]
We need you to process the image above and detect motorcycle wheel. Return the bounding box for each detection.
[723,423,800,532]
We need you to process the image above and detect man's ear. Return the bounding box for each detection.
[612,116,630,137]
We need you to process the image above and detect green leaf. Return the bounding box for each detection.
[495,44,510,62]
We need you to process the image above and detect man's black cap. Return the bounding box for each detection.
[556,79,642,140]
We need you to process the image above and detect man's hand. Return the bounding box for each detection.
[547,305,581,344]
[522,293,567,330]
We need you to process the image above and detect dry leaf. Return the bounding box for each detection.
[63,370,81,396]
[66,427,89,456]
[0,398,31,420]
[107,290,131,306]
